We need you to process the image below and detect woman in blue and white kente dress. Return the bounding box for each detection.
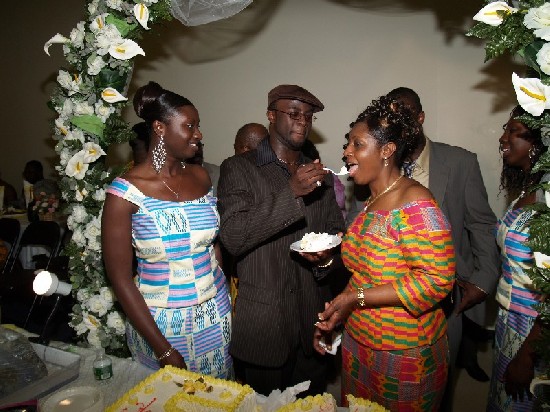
[102,81,231,379]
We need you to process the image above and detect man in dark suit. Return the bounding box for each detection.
[347,87,500,410]
[217,84,345,396]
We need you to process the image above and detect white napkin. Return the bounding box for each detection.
[318,331,342,355]
[255,381,311,412]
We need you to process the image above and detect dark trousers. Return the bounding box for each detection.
[234,343,330,397]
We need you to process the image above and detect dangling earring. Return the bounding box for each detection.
[152,134,166,173]
[384,157,389,167]
[528,145,539,167]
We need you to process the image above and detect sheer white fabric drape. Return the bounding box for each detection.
[170,0,253,26]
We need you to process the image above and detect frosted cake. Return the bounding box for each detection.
[106,365,256,412]
[275,393,337,412]
[346,394,389,412]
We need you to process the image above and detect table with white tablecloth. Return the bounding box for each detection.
[38,344,154,409]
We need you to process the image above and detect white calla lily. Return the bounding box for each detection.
[101,87,127,103]
[66,151,89,180]
[90,13,109,33]
[55,118,69,136]
[82,142,106,163]
[44,33,70,56]
[108,39,145,60]
[534,251,550,269]
[134,3,151,30]
[473,2,517,26]
[511,72,550,116]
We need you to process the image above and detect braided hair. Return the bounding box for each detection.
[500,105,546,196]
[350,95,421,168]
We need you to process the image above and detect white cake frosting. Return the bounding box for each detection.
[299,232,333,251]
[106,366,256,412]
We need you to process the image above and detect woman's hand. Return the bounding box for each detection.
[160,349,188,369]
[456,279,487,315]
[316,288,356,332]
[313,325,333,355]
[503,348,535,402]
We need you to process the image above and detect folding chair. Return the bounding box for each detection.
[6,221,61,273]
[0,217,21,274]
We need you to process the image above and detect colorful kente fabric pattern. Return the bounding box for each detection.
[487,308,539,412]
[341,331,448,411]
[488,200,546,411]
[107,177,224,308]
[106,178,232,377]
[126,279,233,378]
[342,199,455,350]
[494,200,544,317]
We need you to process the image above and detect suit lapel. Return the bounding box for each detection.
[428,141,450,208]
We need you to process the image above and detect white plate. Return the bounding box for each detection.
[42,386,104,412]
[290,234,341,253]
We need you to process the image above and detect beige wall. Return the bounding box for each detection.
[2,0,517,215]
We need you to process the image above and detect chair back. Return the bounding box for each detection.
[7,221,61,272]
[0,218,21,274]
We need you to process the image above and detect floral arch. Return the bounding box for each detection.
[46,0,550,365]
[44,0,250,355]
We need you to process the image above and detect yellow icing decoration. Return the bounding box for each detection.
[105,365,256,412]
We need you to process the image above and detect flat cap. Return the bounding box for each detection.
[268,84,324,112]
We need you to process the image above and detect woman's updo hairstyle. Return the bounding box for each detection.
[500,105,547,195]
[350,95,420,168]
[133,81,193,125]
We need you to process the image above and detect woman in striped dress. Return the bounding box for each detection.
[314,95,455,411]
[102,81,232,378]
[487,106,546,411]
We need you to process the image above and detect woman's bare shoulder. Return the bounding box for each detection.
[400,178,434,204]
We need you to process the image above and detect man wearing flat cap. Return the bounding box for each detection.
[218,85,345,396]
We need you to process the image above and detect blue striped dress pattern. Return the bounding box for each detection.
[106,178,232,378]
[488,199,545,411]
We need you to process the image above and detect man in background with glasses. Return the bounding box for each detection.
[218,84,345,396]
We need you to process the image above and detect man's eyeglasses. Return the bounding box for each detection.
[272,109,317,123]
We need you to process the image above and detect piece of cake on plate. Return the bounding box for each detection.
[106,365,257,412]
[299,232,333,251]
[275,393,337,412]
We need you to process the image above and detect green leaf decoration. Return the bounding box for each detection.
[105,14,136,37]
[70,115,105,139]
[521,39,545,75]
[95,68,128,92]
